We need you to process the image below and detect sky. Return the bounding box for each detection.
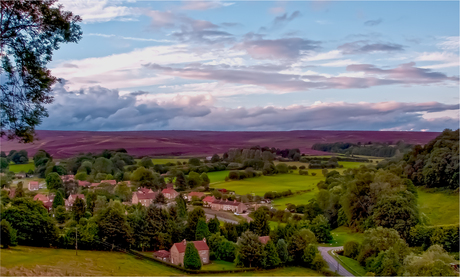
[41,0,459,132]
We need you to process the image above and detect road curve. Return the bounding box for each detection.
[318,246,354,276]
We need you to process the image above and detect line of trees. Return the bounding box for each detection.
[312,141,413,157]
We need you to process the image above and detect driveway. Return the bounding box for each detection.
[318,246,354,276]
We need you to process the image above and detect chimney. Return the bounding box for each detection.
[203,238,206,243]
[182,239,186,245]
[234,200,237,203]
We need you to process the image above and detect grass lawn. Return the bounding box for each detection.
[1,246,182,276]
[269,221,286,230]
[210,172,324,196]
[272,192,317,208]
[231,266,323,276]
[202,260,237,270]
[335,254,367,276]
[320,226,364,247]
[151,158,188,164]
[8,162,35,173]
[417,188,460,226]
[208,170,231,184]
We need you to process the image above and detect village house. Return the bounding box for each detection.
[210,199,247,214]
[138,187,154,194]
[61,175,75,182]
[170,239,209,266]
[8,188,16,198]
[28,181,39,191]
[65,194,85,210]
[33,194,53,212]
[166,183,174,189]
[162,188,179,200]
[187,191,205,201]
[153,250,170,262]
[202,196,216,207]
[78,180,91,187]
[90,182,100,188]
[259,236,270,245]
[132,191,156,206]
[100,180,117,185]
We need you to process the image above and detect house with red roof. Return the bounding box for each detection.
[33,194,53,212]
[162,188,179,200]
[187,191,205,201]
[132,191,157,206]
[65,194,85,210]
[28,181,39,191]
[100,180,117,185]
[259,236,270,245]
[202,196,216,207]
[170,239,209,266]
[166,183,174,189]
[210,199,247,214]
[153,250,170,262]
[61,175,75,182]
[90,182,100,188]
[138,187,154,194]
[78,180,91,187]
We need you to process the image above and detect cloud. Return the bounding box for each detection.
[88,33,172,43]
[40,83,459,132]
[415,51,460,69]
[338,40,404,54]
[437,36,459,51]
[234,37,321,60]
[60,0,137,23]
[145,61,457,92]
[272,11,301,29]
[364,18,383,26]
[180,1,234,10]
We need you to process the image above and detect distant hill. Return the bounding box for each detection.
[0,130,440,158]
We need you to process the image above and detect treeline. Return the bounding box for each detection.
[311,141,413,157]
[378,129,459,189]
[0,150,29,166]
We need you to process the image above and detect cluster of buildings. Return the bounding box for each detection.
[153,236,271,267]
[33,193,85,211]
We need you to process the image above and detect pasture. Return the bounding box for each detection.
[8,162,35,173]
[1,246,182,276]
[417,188,459,226]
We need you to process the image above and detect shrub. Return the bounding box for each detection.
[343,241,360,259]
[311,173,317,176]
[311,253,327,270]
[299,165,306,169]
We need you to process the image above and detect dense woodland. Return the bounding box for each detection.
[312,141,413,157]
[0,129,459,276]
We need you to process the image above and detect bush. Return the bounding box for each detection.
[299,169,308,175]
[299,165,306,169]
[343,241,360,259]
[311,253,327,270]
[311,173,317,176]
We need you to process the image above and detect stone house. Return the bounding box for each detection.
[28,181,39,191]
[170,239,209,266]
[78,180,91,187]
[33,194,52,212]
[162,188,179,200]
[61,175,75,182]
[132,191,156,206]
[187,191,205,201]
[202,196,216,207]
[153,250,170,262]
[65,194,85,210]
[210,199,247,214]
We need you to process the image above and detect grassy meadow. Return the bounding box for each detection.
[8,162,35,173]
[417,189,459,226]
[1,246,182,276]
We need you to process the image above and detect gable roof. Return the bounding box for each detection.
[78,180,91,187]
[154,250,170,258]
[162,188,177,194]
[100,180,117,185]
[203,196,215,203]
[34,194,50,203]
[29,181,39,186]
[188,192,205,197]
[173,239,209,253]
[135,192,157,200]
[211,199,245,207]
[259,236,270,245]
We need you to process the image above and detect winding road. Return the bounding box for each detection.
[318,246,354,276]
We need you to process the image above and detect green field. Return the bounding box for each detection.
[326,226,364,246]
[1,246,182,276]
[8,162,35,173]
[335,254,367,276]
[233,267,323,276]
[203,260,237,270]
[151,158,188,164]
[210,172,324,196]
[271,192,317,209]
[417,189,460,226]
[208,170,231,183]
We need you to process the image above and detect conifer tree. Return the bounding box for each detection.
[195,218,211,240]
[250,208,270,236]
[184,242,202,270]
[276,239,289,264]
[72,197,86,222]
[175,194,187,218]
[15,181,25,198]
[52,190,65,209]
[236,230,264,268]
[263,240,281,269]
[207,215,220,233]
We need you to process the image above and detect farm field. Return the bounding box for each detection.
[417,189,459,226]
[208,170,231,184]
[328,226,365,246]
[271,192,317,209]
[151,158,188,164]
[210,172,324,196]
[8,162,35,173]
[1,246,182,276]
